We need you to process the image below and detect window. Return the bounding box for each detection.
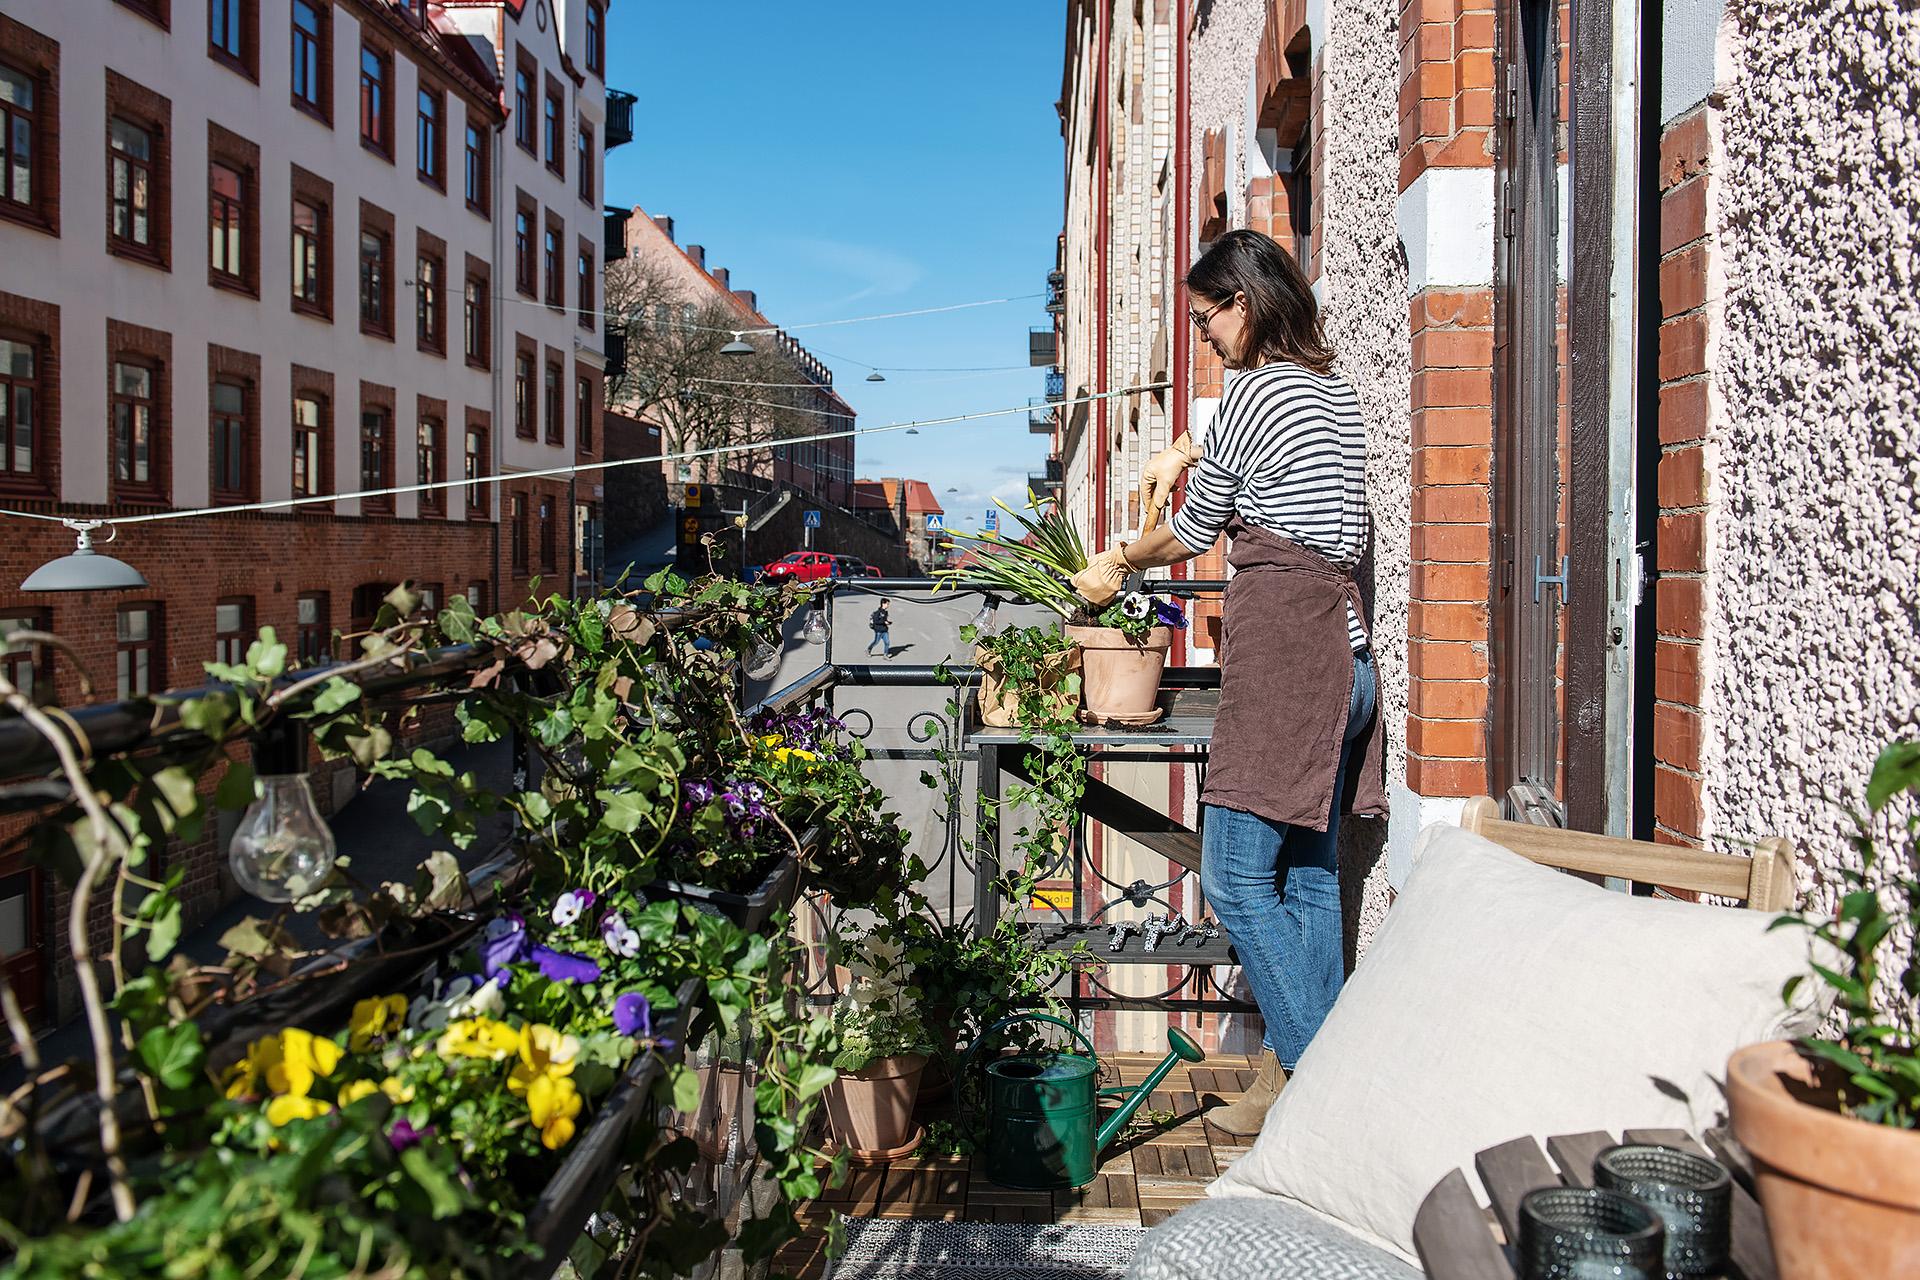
[211,0,242,59]
[109,118,155,251]
[513,54,535,152]
[348,582,391,631]
[464,424,486,511]
[416,87,441,186]
[0,334,39,481]
[116,603,162,699]
[209,161,244,284]
[538,496,557,572]
[514,202,534,294]
[359,44,389,155]
[585,2,605,76]
[209,0,257,76]
[576,244,593,328]
[543,84,562,171]
[416,415,442,512]
[360,407,389,496]
[465,582,485,611]
[291,393,323,496]
[415,581,440,612]
[112,361,156,491]
[463,120,487,212]
[511,493,528,573]
[463,264,488,367]
[359,228,388,334]
[0,613,48,702]
[291,0,326,115]
[575,372,593,452]
[415,252,441,351]
[514,350,534,438]
[577,123,593,203]
[214,597,251,666]
[1,63,42,222]
[116,0,170,29]
[544,358,563,445]
[292,197,323,310]
[544,223,561,306]
[295,591,329,666]
[212,378,246,497]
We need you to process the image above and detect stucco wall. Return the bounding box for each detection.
[1192,0,1413,956]
[1705,2,1919,958]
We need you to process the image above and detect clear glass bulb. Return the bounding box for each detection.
[802,609,828,644]
[970,601,999,634]
[229,774,338,903]
[744,638,782,679]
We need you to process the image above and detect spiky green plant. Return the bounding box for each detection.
[933,493,1089,619]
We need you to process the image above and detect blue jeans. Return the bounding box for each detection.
[867,629,891,656]
[1200,648,1377,1068]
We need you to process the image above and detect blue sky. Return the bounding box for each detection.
[603,1,1065,531]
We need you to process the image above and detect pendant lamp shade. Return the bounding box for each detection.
[720,333,756,356]
[22,523,149,592]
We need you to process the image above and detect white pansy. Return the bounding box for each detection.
[1121,592,1151,620]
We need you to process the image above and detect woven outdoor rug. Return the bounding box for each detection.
[825,1219,1147,1280]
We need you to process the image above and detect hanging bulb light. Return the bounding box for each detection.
[744,636,782,680]
[866,370,886,382]
[802,604,828,644]
[229,722,337,903]
[21,520,148,593]
[969,592,1003,635]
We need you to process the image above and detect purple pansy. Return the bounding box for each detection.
[1154,599,1189,630]
[601,912,641,958]
[551,888,597,928]
[529,944,601,984]
[479,914,529,978]
[388,1118,430,1152]
[612,991,652,1037]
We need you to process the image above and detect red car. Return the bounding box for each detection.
[759,551,837,583]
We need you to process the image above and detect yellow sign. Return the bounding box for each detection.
[1030,889,1075,911]
[684,484,704,508]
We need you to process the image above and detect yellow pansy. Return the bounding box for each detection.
[348,994,409,1052]
[507,1024,580,1097]
[338,1079,381,1106]
[774,746,817,766]
[438,1017,522,1061]
[266,1094,335,1127]
[249,1027,341,1098]
[380,1076,415,1104]
[526,1072,582,1149]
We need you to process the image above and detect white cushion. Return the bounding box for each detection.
[1209,821,1824,1264]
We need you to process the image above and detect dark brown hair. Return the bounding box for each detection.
[1186,228,1336,375]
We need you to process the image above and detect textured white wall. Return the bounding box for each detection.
[1662,0,1725,123]
[1706,1,1919,970]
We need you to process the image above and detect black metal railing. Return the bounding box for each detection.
[604,89,636,149]
[1029,398,1055,433]
[1044,368,1066,401]
[603,205,632,262]
[1028,326,1057,367]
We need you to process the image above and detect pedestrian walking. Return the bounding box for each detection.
[1071,229,1381,1134]
[866,599,892,658]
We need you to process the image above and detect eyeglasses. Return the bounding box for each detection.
[1190,298,1230,332]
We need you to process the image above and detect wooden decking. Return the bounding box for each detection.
[776,1053,1262,1279]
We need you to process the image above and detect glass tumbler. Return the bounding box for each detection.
[1593,1143,1733,1278]
[1518,1186,1666,1280]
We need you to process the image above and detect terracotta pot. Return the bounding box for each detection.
[975,645,1082,728]
[1727,1040,1920,1278]
[1066,625,1173,721]
[825,1052,928,1158]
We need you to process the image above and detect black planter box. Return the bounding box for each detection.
[645,849,803,935]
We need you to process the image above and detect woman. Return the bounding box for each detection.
[1071,229,1383,1134]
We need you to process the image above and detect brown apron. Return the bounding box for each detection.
[1200,520,1386,831]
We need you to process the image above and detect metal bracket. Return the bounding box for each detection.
[1533,554,1570,605]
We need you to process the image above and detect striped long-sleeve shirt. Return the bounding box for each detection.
[1168,360,1371,649]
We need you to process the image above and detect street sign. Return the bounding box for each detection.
[982,509,998,532]
[803,509,822,529]
[684,484,704,508]
[924,513,946,533]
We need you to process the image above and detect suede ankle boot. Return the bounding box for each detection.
[1207,1051,1287,1136]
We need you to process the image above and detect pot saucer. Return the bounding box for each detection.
[830,1125,926,1166]
[1079,707,1166,727]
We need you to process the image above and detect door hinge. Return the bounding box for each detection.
[1500,534,1516,593]
[1534,554,1570,605]
[1506,72,1519,122]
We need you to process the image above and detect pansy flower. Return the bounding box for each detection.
[438,1016,522,1061]
[551,888,597,928]
[348,993,409,1052]
[530,944,601,984]
[388,1118,430,1152]
[266,1094,334,1127]
[1154,598,1189,630]
[601,911,641,958]
[527,1073,582,1149]
[1120,591,1152,621]
[480,914,530,978]
[508,1023,580,1096]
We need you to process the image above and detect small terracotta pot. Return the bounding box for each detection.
[975,645,1081,728]
[1067,624,1173,722]
[1727,1040,1920,1278]
[826,1052,928,1158]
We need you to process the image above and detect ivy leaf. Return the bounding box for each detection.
[246,627,288,680]
[666,1061,700,1114]
[346,724,393,768]
[456,699,505,744]
[418,850,467,912]
[598,789,646,834]
[145,894,183,960]
[1865,739,1920,812]
[136,1022,206,1091]
[792,1063,837,1104]
[437,596,477,645]
[400,1146,467,1219]
[312,677,362,715]
[220,914,298,962]
[215,760,257,811]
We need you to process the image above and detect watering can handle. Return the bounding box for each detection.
[958,1012,1098,1079]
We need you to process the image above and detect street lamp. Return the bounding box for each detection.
[21,521,149,593]
[720,332,755,356]
[866,370,886,382]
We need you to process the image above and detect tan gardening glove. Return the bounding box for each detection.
[1140,435,1203,524]
[1070,547,1132,609]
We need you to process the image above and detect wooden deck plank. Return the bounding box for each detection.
[1414,1168,1516,1280]
[1544,1131,1616,1188]
[1473,1135,1562,1244]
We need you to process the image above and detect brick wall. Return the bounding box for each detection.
[1652,104,1714,844]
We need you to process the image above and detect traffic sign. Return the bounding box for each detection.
[983,509,998,532]
[924,513,946,533]
[803,509,822,529]
[684,484,704,508]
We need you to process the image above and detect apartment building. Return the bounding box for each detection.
[0,0,622,1021]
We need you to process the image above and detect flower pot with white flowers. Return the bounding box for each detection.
[823,930,934,1162]
[1066,589,1185,725]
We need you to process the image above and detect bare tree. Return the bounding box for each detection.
[602,256,824,490]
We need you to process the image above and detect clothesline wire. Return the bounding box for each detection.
[0,384,1168,531]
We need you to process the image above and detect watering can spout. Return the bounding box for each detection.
[1094,1027,1206,1151]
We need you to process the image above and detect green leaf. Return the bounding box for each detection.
[346,724,393,767]
[1865,739,1920,812]
[667,1061,700,1113]
[792,1063,837,1104]
[136,1022,205,1091]
[144,894,183,959]
[246,628,288,680]
[312,677,362,715]
[400,1146,467,1220]
[215,760,257,811]
[598,789,646,834]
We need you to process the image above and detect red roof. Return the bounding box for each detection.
[880,478,942,517]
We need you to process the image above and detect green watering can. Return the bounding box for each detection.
[963,1013,1206,1191]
